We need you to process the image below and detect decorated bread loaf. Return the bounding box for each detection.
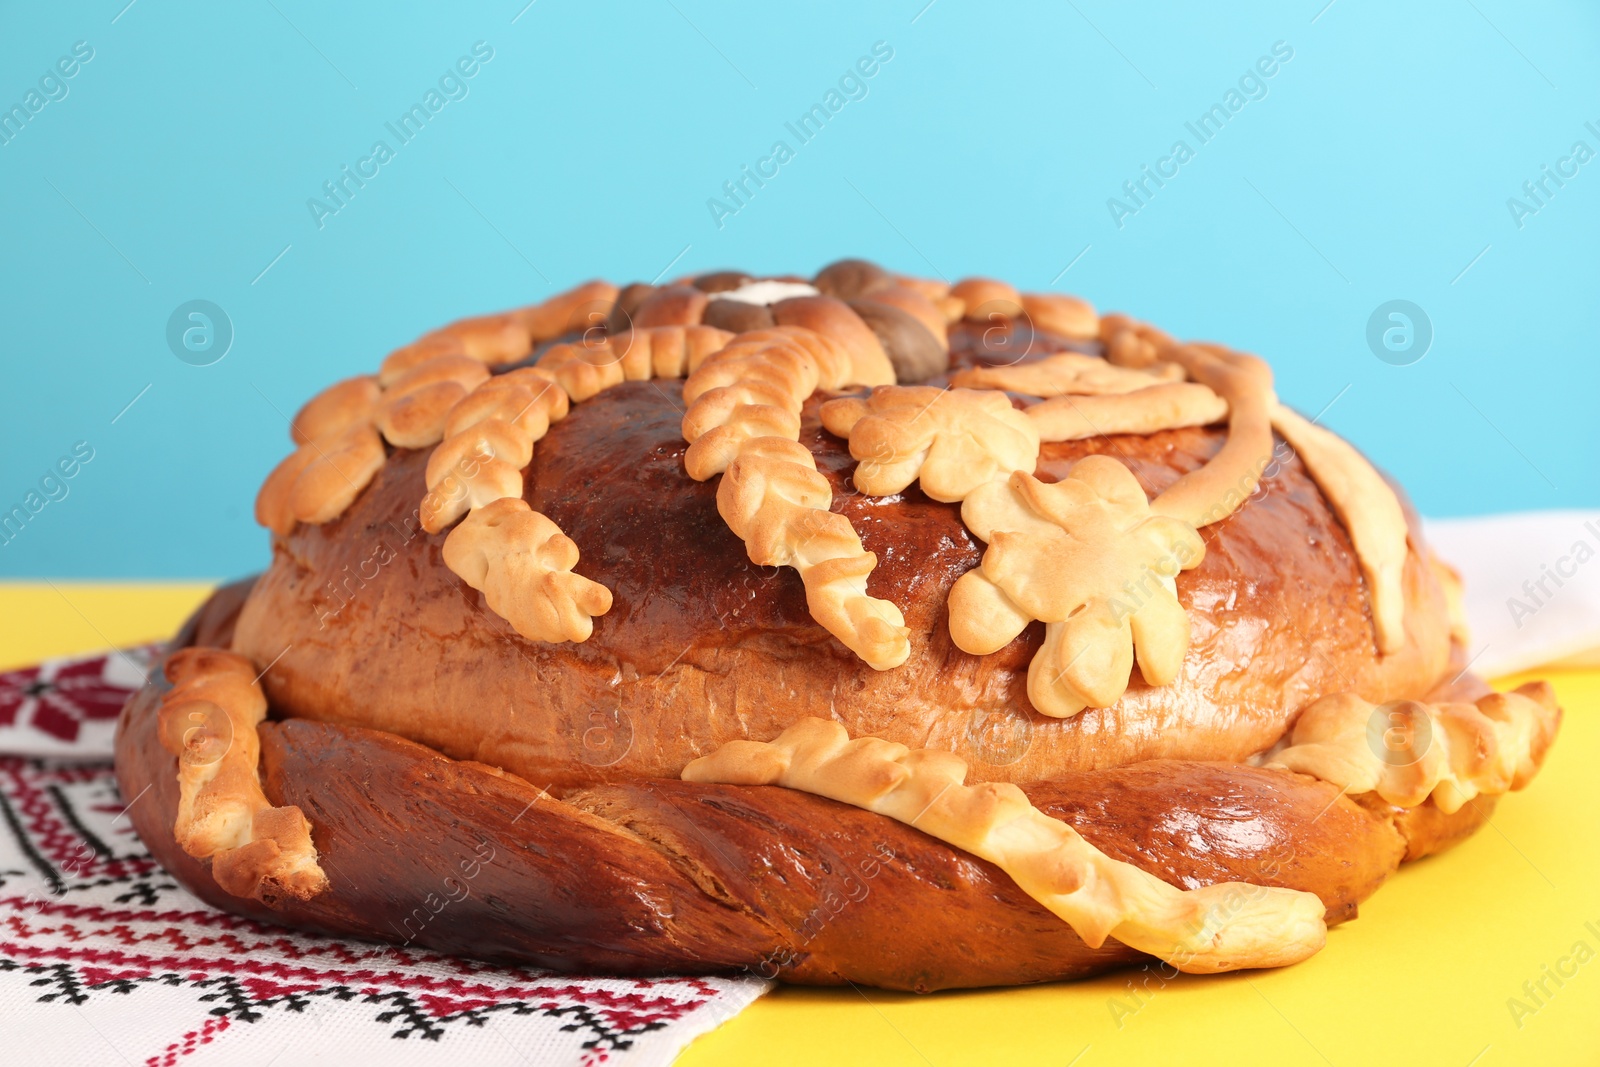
[115,261,1560,991]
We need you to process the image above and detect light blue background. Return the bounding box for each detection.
[2,0,1596,578]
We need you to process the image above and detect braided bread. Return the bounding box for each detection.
[120,257,1562,993]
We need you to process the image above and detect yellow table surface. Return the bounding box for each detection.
[6,583,1597,1066]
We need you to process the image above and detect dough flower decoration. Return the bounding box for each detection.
[950,455,1206,717]
[818,386,1041,502]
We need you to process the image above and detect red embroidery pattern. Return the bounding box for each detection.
[0,652,769,1066]
[0,644,160,742]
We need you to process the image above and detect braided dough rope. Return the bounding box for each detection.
[718,437,910,670]
[257,282,630,637]
[419,368,570,534]
[156,648,328,903]
[952,456,1207,717]
[1266,682,1561,814]
[682,325,908,669]
[426,327,736,640]
[536,325,734,402]
[681,327,863,480]
[683,717,1328,973]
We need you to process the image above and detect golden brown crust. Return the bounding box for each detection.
[233,351,1457,790]
[116,620,1450,990]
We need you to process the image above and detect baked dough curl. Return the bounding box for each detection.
[1101,313,1412,657]
[1270,403,1409,655]
[374,354,491,449]
[951,351,1181,397]
[442,497,613,643]
[683,717,1327,974]
[680,327,858,480]
[157,648,328,903]
[255,423,386,537]
[1268,682,1561,813]
[1027,383,1229,442]
[419,368,570,534]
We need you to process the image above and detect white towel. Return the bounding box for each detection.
[1424,510,1600,678]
